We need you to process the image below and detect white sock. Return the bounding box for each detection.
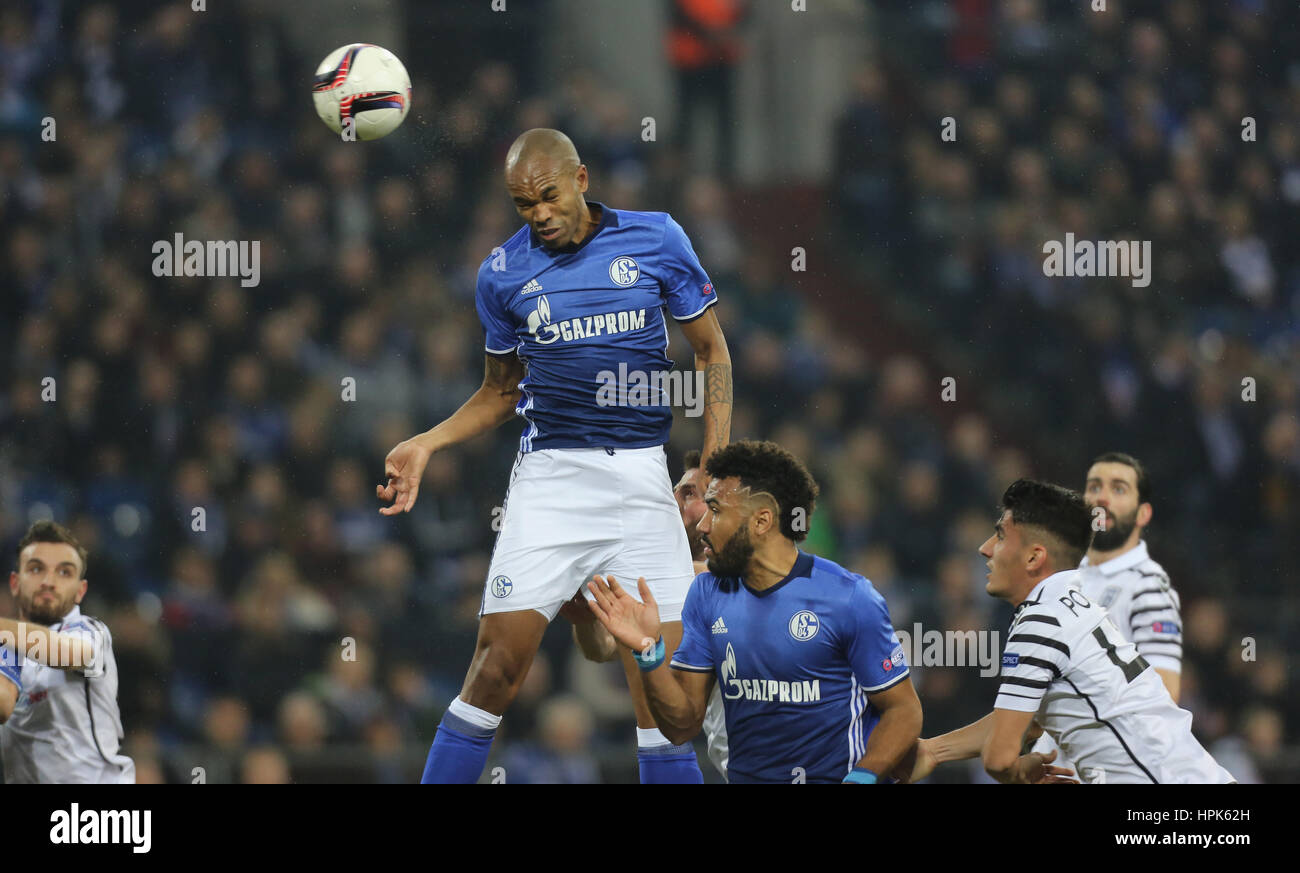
[637,726,671,748]
[448,696,503,731]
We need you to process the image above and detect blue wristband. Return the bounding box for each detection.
[632,636,666,671]
[843,767,879,784]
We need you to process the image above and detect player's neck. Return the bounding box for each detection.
[742,542,801,592]
[1086,535,1142,567]
[573,201,600,246]
[1009,565,1062,607]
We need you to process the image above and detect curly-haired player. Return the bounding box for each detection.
[587,440,923,783]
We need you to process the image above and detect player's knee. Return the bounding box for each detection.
[467,647,531,699]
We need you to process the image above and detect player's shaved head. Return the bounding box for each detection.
[505,128,581,178]
[504,129,594,250]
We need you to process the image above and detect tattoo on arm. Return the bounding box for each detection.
[484,355,523,403]
[704,361,732,456]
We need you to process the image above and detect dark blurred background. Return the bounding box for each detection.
[0,0,1295,783]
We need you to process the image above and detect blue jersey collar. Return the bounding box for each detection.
[529,200,616,252]
[743,550,815,598]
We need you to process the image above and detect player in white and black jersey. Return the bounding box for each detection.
[899,480,1231,784]
[0,521,135,784]
[1027,452,1183,769]
[1078,452,1181,701]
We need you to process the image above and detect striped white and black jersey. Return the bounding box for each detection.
[997,570,1231,784]
[1032,541,1181,766]
[1078,541,1181,675]
[1,606,135,784]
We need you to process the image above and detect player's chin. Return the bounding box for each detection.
[27,606,61,625]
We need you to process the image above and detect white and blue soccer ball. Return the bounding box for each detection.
[312,44,411,141]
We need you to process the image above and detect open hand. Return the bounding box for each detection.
[585,575,661,655]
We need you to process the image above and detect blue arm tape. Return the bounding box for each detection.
[633,636,666,671]
[843,767,880,784]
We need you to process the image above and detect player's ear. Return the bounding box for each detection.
[1025,543,1047,574]
[575,163,588,192]
[75,578,88,604]
[748,497,776,537]
[7,571,17,597]
[1136,502,1153,529]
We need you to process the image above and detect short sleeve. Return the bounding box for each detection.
[659,216,717,322]
[59,618,108,679]
[475,261,518,354]
[995,612,1069,712]
[1127,582,1182,675]
[845,580,909,693]
[669,576,714,673]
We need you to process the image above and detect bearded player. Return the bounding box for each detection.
[587,440,923,784]
[378,129,732,784]
[0,521,135,783]
[1026,452,1183,770]
[901,480,1230,784]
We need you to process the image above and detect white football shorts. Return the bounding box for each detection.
[481,446,696,623]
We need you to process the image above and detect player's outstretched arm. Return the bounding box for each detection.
[377,354,524,515]
[982,709,1076,784]
[892,712,996,782]
[587,575,713,744]
[0,617,95,672]
[679,310,732,467]
[851,676,923,782]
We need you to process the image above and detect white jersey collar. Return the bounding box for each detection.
[1079,540,1150,576]
[1016,568,1079,613]
[52,603,83,629]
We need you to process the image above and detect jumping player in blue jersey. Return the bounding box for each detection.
[377,129,733,784]
[586,440,923,784]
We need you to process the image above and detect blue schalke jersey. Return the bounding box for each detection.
[475,201,717,452]
[672,552,910,784]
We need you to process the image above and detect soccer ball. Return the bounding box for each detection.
[311,44,411,141]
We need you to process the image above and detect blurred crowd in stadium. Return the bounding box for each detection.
[0,0,1294,782]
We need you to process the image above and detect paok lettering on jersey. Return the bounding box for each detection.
[997,569,1232,784]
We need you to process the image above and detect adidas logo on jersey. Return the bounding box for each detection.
[520,278,543,295]
[712,617,728,634]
